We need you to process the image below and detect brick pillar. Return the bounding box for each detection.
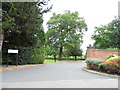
[86,47,95,58]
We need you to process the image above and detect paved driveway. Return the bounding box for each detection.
[1,61,118,88]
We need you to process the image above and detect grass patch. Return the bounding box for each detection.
[44,59,65,64]
[44,58,83,64]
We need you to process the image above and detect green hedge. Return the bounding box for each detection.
[18,46,33,65]
[2,46,45,65]
[29,48,45,64]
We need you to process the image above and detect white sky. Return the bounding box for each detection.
[43,0,119,55]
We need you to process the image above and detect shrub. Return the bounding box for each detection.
[29,48,45,64]
[104,65,119,74]
[3,46,45,65]
[18,46,33,65]
[85,55,120,75]
[99,55,120,74]
[2,46,33,65]
[86,58,104,65]
[105,56,120,67]
[106,54,117,60]
[86,58,105,70]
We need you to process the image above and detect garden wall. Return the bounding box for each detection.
[86,47,120,60]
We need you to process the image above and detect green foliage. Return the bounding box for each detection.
[45,56,85,60]
[2,2,45,47]
[92,18,120,49]
[18,47,33,65]
[2,1,52,65]
[104,56,120,67]
[106,54,117,60]
[86,58,104,65]
[44,60,65,64]
[29,48,45,64]
[86,58,105,70]
[103,65,119,74]
[85,55,120,74]
[46,10,87,60]
[64,43,82,60]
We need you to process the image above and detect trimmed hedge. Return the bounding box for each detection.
[2,46,45,65]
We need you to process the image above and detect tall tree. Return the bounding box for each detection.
[47,10,87,60]
[92,18,120,49]
[63,34,83,61]
[2,1,52,65]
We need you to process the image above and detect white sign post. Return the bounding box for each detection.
[8,49,18,53]
[8,49,19,66]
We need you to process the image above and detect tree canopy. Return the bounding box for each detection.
[2,1,52,65]
[92,17,120,49]
[46,10,87,60]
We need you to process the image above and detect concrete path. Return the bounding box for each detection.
[1,61,118,88]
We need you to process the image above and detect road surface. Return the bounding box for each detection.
[1,61,118,88]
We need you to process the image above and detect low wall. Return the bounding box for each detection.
[86,47,120,60]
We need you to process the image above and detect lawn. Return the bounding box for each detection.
[44,59,66,64]
[44,59,84,64]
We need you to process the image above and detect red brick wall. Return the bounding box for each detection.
[86,47,120,60]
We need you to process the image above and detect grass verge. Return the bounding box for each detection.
[44,59,83,64]
[44,59,65,64]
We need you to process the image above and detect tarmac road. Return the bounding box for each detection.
[1,61,118,88]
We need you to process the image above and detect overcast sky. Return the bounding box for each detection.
[43,0,119,54]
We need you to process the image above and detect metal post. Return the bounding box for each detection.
[16,54,18,66]
[6,53,9,67]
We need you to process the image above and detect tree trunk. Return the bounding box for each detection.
[75,56,77,61]
[59,46,63,60]
[54,54,56,62]
[0,31,3,55]
[0,3,3,55]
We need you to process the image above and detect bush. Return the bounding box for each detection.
[99,56,120,74]
[105,56,120,67]
[104,65,119,74]
[29,48,45,64]
[85,58,105,70]
[2,46,33,65]
[2,46,45,65]
[18,46,33,65]
[86,58,104,64]
[85,55,120,75]
[106,54,117,60]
